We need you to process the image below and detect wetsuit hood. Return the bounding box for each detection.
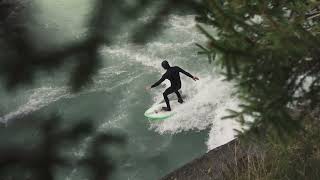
[161,60,170,69]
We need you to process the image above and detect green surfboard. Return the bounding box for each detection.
[144,102,176,120]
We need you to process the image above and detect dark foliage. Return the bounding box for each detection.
[0,115,125,180]
[0,0,202,180]
[196,0,320,138]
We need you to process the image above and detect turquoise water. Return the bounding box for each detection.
[0,1,241,179]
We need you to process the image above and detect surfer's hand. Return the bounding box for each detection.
[192,76,199,81]
[145,86,151,91]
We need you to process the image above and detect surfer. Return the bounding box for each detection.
[146,60,199,111]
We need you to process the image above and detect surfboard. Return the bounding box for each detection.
[144,102,176,120]
[144,94,186,120]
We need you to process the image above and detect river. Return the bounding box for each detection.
[0,1,240,179]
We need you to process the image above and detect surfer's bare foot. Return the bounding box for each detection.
[178,99,184,104]
[162,107,171,111]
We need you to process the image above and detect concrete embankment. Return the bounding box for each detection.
[161,139,261,180]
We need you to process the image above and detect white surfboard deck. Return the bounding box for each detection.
[144,97,185,121]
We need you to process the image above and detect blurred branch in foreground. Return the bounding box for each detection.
[0,0,203,180]
[0,0,203,92]
[0,115,124,180]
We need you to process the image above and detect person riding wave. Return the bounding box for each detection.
[146,60,199,111]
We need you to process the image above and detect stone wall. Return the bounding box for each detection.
[161,139,261,180]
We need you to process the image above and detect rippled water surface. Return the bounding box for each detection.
[0,1,240,179]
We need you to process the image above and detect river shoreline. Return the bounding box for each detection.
[161,139,261,180]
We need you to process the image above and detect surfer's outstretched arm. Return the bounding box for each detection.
[178,67,193,78]
[178,67,199,81]
[151,75,166,88]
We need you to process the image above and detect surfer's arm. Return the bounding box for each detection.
[178,67,193,78]
[178,67,199,81]
[151,75,166,88]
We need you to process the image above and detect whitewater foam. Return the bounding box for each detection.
[1,13,242,152]
[1,87,73,123]
[1,65,142,125]
[101,14,242,150]
[206,98,241,150]
[147,75,241,150]
[134,14,241,150]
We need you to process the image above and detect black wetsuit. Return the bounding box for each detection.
[151,66,193,110]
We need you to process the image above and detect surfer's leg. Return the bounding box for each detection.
[163,87,174,111]
[175,90,183,103]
